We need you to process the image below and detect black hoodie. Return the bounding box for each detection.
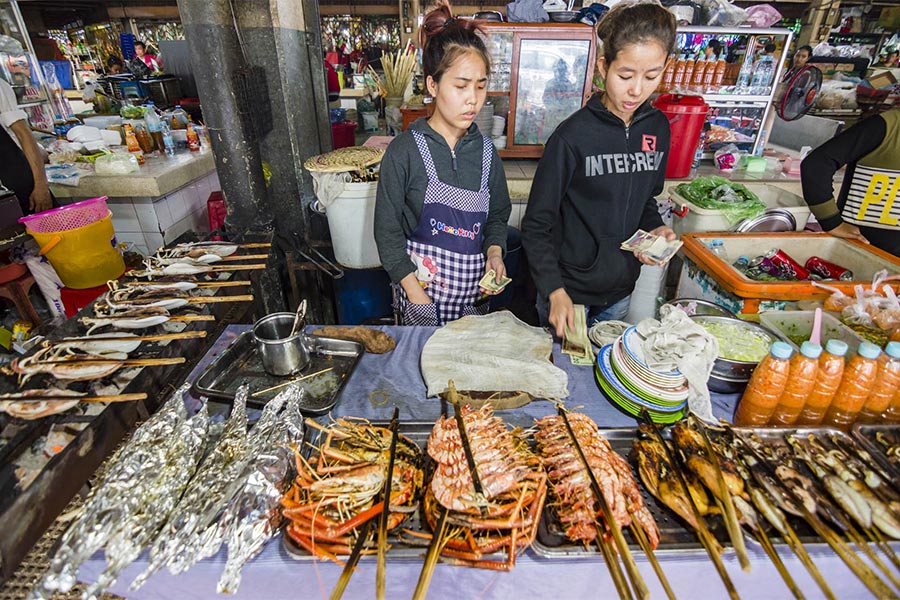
[521,94,669,308]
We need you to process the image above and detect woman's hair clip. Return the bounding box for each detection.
[442,16,455,30]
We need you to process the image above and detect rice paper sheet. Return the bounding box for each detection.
[420,312,569,399]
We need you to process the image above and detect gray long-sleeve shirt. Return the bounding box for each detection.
[374,118,511,284]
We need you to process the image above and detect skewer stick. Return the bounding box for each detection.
[48,331,207,345]
[107,295,254,305]
[168,314,216,322]
[251,368,334,397]
[204,263,267,271]
[781,522,836,600]
[0,393,148,403]
[39,357,186,367]
[750,527,805,600]
[596,527,634,600]
[630,522,677,600]
[329,520,373,600]
[692,417,751,572]
[840,520,900,591]
[559,406,648,600]
[412,505,449,600]
[642,410,739,600]
[376,408,401,600]
[205,253,269,262]
[119,280,251,288]
[175,242,271,249]
[868,527,900,573]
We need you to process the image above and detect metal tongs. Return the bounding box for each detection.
[279,232,344,279]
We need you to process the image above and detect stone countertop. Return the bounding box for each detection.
[50,150,217,200]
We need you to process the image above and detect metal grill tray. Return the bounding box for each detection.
[193,330,363,413]
[729,426,883,550]
[851,424,900,481]
[532,427,728,558]
[284,421,442,561]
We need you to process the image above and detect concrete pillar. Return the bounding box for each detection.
[177,0,336,321]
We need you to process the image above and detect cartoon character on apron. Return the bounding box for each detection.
[395,130,493,326]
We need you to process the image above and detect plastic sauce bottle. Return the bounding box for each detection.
[769,341,822,427]
[691,57,707,88]
[672,54,687,88]
[661,54,676,91]
[857,341,900,423]
[822,342,882,431]
[186,124,201,152]
[882,369,900,423]
[123,123,145,165]
[734,341,794,426]
[712,58,727,88]
[796,339,848,426]
[682,57,696,89]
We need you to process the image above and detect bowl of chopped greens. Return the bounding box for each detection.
[691,315,783,391]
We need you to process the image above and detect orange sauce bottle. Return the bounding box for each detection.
[672,54,687,88]
[733,341,793,426]
[857,341,900,423]
[661,54,676,92]
[796,340,848,426]
[712,58,727,88]
[769,341,821,427]
[123,124,145,165]
[682,56,696,90]
[822,342,881,431]
[691,57,708,89]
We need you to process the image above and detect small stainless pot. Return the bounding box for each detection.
[252,312,311,376]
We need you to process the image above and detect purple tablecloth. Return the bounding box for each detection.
[76,326,886,599]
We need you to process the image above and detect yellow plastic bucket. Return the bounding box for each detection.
[27,213,125,289]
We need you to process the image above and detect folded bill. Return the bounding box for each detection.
[479,269,512,292]
[563,305,594,366]
[620,230,682,265]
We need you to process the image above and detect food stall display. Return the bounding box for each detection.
[478,23,597,158]
[0,2,54,131]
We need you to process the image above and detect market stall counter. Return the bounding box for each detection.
[48,150,219,255]
[73,324,893,599]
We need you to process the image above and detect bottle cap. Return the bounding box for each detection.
[858,341,882,360]
[799,341,823,359]
[770,341,793,360]
[885,341,900,359]
[825,339,849,356]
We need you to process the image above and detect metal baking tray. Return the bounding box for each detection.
[729,426,873,549]
[193,331,363,414]
[532,427,726,558]
[851,424,900,481]
[283,421,434,561]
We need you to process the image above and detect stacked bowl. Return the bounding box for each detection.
[595,326,688,423]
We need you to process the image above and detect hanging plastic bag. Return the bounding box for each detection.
[745,4,782,27]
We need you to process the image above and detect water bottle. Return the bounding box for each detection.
[161,121,176,157]
[750,56,773,92]
[144,101,163,152]
[710,239,728,262]
[735,54,754,91]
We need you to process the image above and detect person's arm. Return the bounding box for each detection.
[521,133,577,335]
[801,115,886,242]
[373,142,430,304]
[482,145,511,287]
[9,120,51,213]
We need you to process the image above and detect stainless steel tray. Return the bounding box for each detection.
[730,426,870,549]
[851,424,900,481]
[532,427,724,558]
[193,330,363,414]
[283,421,433,561]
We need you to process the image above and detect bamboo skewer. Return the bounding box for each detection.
[376,408,400,600]
[868,528,900,573]
[175,242,271,249]
[167,314,216,322]
[560,406,648,600]
[39,357,186,367]
[596,527,634,600]
[840,521,900,592]
[412,505,449,600]
[106,294,254,305]
[0,393,148,403]
[329,520,373,600]
[203,253,269,262]
[749,527,805,600]
[120,280,251,288]
[250,368,334,397]
[781,521,836,600]
[48,331,207,345]
[630,522,676,600]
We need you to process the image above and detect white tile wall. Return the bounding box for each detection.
[144,231,164,252]
[135,203,160,232]
[109,202,140,233]
[115,231,149,255]
[168,188,191,223]
[155,197,174,230]
[164,215,194,245]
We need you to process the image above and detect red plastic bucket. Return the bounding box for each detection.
[331,121,357,150]
[653,94,708,179]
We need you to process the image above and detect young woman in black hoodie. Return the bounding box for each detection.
[521,3,678,337]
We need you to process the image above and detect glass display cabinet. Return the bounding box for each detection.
[0,0,54,131]
[481,23,597,158]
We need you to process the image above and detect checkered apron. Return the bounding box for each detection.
[396,130,492,326]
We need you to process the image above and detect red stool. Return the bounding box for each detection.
[0,272,41,326]
[60,283,108,318]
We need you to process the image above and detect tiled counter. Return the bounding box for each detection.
[49,151,219,255]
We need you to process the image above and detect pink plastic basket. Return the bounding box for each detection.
[19,196,110,233]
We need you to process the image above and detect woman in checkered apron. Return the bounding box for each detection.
[374,3,512,327]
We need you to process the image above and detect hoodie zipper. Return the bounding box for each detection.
[623,124,632,232]
[450,148,458,171]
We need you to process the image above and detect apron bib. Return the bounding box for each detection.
[396,130,492,326]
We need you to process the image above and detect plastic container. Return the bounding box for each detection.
[768,341,821,427]
[796,339,848,425]
[822,341,881,431]
[857,341,900,423]
[670,184,811,234]
[759,310,865,355]
[323,181,381,269]
[23,211,125,288]
[733,341,793,426]
[883,360,900,423]
[653,94,709,179]
[331,121,357,150]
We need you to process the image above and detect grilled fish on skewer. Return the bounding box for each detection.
[671,422,744,499]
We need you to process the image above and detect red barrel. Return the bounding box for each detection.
[331,121,357,149]
[652,94,709,178]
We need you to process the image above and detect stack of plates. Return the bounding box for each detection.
[594,326,688,423]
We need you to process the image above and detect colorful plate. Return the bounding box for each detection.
[610,341,690,400]
[620,326,684,379]
[610,354,689,406]
[615,338,687,390]
[595,367,686,424]
[596,345,687,418]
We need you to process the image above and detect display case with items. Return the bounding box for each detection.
[657,26,793,156]
[478,23,597,158]
[0,1,54,131]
